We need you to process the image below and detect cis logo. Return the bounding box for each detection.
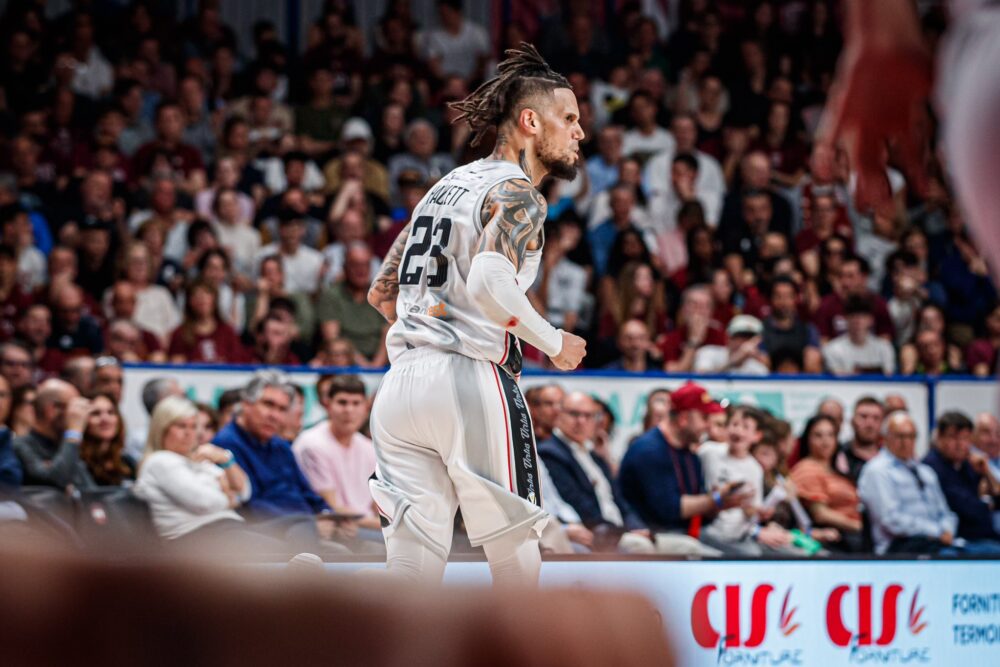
[826,584,927,646]
[691,584,800,649]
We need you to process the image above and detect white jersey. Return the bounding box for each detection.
[386,159,542,369]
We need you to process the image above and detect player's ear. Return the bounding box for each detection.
[518,107,539,136]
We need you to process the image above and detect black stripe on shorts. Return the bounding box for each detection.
[494,364,542,508]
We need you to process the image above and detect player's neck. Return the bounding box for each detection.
[490,135,547,187]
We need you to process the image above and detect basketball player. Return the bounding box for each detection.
[820,0,1000,283]
[364,44,587,585]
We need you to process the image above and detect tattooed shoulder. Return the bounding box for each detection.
[477,178,546,269]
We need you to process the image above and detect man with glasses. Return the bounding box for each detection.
[0,341,35,390]
[538,392,649,553]
[858,412,957,555]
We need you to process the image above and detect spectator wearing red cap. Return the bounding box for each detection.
[619,382,746,555]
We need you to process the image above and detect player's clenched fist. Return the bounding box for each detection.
[550,331,586,370]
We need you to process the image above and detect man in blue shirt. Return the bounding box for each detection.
[212,370,331,549]
[619,382,747,555]
[923,412,1000,547]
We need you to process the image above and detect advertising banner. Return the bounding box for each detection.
[121,365,931,458]
[935,380,998,424]
[328,559,1000,666]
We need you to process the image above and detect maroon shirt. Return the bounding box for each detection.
[131,140,204,184]
[168,322,246,363]
[0,286,34,341]
[657,323,727,363]
[813,293,895,340]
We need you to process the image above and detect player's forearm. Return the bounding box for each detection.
[468,252,563,356]
[367,223,410,323]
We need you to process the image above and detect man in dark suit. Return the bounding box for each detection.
[538,391,650,552]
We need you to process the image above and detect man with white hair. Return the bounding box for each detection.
[211,370,334,550]
[858,412,957,554]
[387,119,456,205]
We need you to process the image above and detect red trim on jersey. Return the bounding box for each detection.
[490,364,515,493]
[499,333,509,365]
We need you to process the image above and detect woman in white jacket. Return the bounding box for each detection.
[135,395,280,555]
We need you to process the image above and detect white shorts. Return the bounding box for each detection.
[369,347,548,560]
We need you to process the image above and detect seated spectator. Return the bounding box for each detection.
[658,285,727,372]
[321,208,383,288]
[604,319,657,372]
[0,341,36,391]
[196,157,255,224]
[112,241,181,346]
[254,209,324,295]
[211,371,332,549]
[719,188,792,269]
[0,205,44,292]
[250,312,300,366]
[899,303,965,375]
[699,406,797,555]
[533,219,591,335]
[317,243,388,367]
[168,280,246,364]
[310,337,361,369]
[619,382,745,556]
[92,356,123,403]
[0,245,34,343]
[966,303,1000,377]
[597,261,666,342]
[525,384,565,444]
[81,393,135,486]
[105,319,165,363]
[244,255,316,345]
[834,396,884,484]
[15,305,65,375]
[134,396,280,553]
[293,375,383,547]
[13,379,95,491]
[923,412,1000,547]
[194,403,220,445]
[538,392,651,553]
[132,101,206,195]
[621,91,674,161]
[48,283,104,356]
[6,385,37,437]
[859,412,982,555]
[972,413,1000,481]
[585,125,624,197]
[210,187,260,282]
[822,295,896,376]
[387,119,455,205]
[127,178,193,266]
[0,375,22,487]
[814,255,894,341]
[588,185,655,278]
[762,276,823,373]
[216,388,243,430]
[790,415,864,551]
[195,249,246,331]
[693,314,770,375]
[323,122,391,206]
[61,356,96,397]
[904,329,961,376]
[587,157,651,232]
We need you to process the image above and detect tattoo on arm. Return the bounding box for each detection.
[477,179,546,270]
[367,222,410,322]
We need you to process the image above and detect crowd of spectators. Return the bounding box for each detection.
[4,359,1000,558]
[0,0,993,380]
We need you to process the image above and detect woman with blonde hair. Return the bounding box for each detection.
[134,396,278,553]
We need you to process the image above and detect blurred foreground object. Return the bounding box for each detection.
[0,544,674,667]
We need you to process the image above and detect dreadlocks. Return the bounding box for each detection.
[448,42,571,147]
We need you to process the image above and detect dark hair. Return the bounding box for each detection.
[798,414,839,463]
[197,248,231,275]
[673,152,699,172]
[326,374,367,400]
[843,294,874,316]
[733,405,768,433]
[218,388,244,416]
[81,392,132,486]
[211,187,239,216]
[841,253,871,276]
[854,395,883,412]
[769,275,797,298]
[186,218,217,248]
[180,279,220,345]
[448,43,570,147]
[937,410,973,435]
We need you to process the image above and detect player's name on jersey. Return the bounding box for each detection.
[426,183,471,207]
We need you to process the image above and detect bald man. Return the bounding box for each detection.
[13,379,94,490]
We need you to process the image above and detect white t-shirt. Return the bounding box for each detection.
[694,345,769,375]
[623,127,675,161]
[214,221,262,278]
[255,243,325,294]
[134,450,250,540]
[644,149,726,227]
[531,258,589,330]
[699,447,764,542]
[420,21,490,79]
[823,334,896,375]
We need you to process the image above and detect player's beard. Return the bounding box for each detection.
[537,136,579,181]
